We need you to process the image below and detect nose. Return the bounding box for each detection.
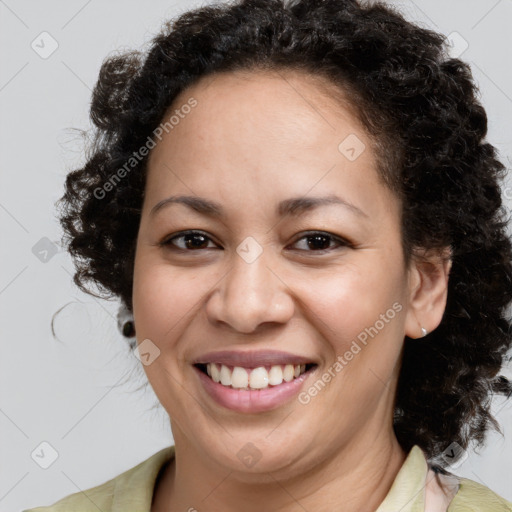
[205,245,295,334]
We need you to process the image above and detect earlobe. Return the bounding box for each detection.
[404,247,452,339]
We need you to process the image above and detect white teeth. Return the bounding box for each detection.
[220,364,232,386]
[211,363,221,383]
[231,366,249,389]
[268,365,283,385]
[283,364,295,382]
[204,363,310,390]
[249,367,269,389]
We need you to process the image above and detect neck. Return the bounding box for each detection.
[152,428,407,512]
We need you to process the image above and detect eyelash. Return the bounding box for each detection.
[159,230,352,254]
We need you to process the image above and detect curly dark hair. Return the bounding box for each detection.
[55,0,512,463]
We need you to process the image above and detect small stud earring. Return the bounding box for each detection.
[421,327,428,337]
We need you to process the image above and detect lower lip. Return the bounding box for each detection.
[194,365,315,413]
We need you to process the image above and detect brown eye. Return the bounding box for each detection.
[160,231,218,251]
[290,231,350,252]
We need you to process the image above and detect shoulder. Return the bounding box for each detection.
[22,446,175,512]
[448,476,512,511]
[22,477,116,512]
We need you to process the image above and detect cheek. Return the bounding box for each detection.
[298,260,406,353]
[132,262,202,401]
[298,267,407,415]
[132,259,202,341]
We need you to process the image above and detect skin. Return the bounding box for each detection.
[132,69,451,512]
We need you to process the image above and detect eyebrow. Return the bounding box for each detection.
[149,194,368,219]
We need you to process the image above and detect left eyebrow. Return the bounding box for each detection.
[149,194,368,219]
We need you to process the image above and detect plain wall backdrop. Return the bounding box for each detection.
[1,0,511,510]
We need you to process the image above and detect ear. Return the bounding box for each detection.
[404,246,452,339]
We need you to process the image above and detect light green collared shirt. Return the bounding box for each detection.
[23,444,512,511]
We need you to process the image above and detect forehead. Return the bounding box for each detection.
[168,67,363,140]
[141,68,400,233]
[145,68,375,182]
[140,66,404,230]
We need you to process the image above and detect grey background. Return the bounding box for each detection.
[1,0,511,510]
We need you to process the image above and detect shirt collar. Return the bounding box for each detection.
[111,445,175,512]
[376,445,429,512]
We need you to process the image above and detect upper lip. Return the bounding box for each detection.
[193,350,317,368]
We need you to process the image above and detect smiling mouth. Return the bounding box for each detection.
[194,363,317,390]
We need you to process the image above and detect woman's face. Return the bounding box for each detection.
[132,69,427,477]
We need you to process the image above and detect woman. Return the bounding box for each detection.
[24,0,512,510]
